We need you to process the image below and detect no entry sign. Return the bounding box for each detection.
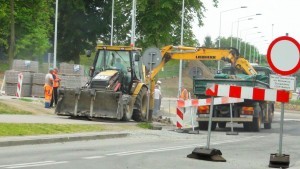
[267,36,300,75]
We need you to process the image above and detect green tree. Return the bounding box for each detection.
[203,35,214,47]
[0,0,54,66]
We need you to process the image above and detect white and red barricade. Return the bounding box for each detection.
[205,84,290,103]
[176,97,244,129]
[16,73,23,98]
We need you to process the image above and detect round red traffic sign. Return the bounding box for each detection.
[267,36,300,75]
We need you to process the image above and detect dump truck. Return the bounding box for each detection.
[193,65,275,131]
[55,45,256,122]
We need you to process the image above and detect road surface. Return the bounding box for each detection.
[0,111,299,169]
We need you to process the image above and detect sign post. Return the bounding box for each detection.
[267,35,300,168]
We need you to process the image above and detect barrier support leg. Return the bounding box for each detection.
[187,96,226,162]
[226,103,238,135]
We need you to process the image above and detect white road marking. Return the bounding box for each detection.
[0,161,68,168]
[107,136,265,156]
[82,156,105,159]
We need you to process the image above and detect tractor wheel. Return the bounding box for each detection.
[132,87,148,122]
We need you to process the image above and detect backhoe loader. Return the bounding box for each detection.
[55,45,256,121]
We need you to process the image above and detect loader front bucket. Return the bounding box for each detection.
[56,88,122,119]
[56,88,80,116]
[91,90,122,119]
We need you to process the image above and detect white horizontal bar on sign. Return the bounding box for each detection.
[179,97,244,107]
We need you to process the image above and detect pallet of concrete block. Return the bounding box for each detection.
[4,70,33,97]
[59,63,85,76]
[32,73,45,85]
[60,75,88,88]
[12,59,39,73]
[5,70,32,84]
[5,83,32,97]
[31,84,44,98]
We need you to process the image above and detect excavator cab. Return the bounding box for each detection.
[56,45,148,121]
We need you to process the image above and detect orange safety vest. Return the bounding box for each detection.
[180,88,188,100]
[53,73,60,88]
[44,84,53,102]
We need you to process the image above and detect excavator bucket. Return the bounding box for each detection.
[56,88,122,119]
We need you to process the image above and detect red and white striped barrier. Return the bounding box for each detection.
[176,97,244,129]
[177,97,244,108]
[205,84,290,103]
[16,73,23,98]
[176,107,184,129]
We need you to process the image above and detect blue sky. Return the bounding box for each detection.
[193,0,300,54]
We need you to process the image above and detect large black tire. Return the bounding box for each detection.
[264,103,273,129]
[198,122,216,131]
[252,105,262,132]
[132,87,148,122]
[218,122,226,128]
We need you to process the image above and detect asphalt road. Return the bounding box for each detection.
[0,111,299,169]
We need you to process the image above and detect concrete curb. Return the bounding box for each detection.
[0,133,129,147]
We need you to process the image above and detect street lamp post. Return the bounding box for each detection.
[217,6,247,70]
[230,18,252,47]
[178,0,185,97]
[249,36,265,62]
[236,14,262,50]
[110,0,114,46]
[239,26,258,52]
[53,0,58,68]
[244,32,261,59]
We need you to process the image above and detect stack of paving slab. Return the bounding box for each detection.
[4,59,39,97]
[4,70,32,97]
[59,63,88,88]
[31,73,45,97]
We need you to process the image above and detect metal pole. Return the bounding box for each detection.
[178,0,184,97]
[279,103,285,155]
[130,0,136,46]
[236,19,240,49]
[53,0,58,68]
[249,45,252,63]
[146,53,154,121]
[217,11,222,70]
[206,96,214,149]
[230,103,234,132]
[110,0,114,46]
[244,41,247,58]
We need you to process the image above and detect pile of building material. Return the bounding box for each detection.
[4,70,32,97]
[59,63,88,89]
[12,59,39,73]
[31,73,45,97]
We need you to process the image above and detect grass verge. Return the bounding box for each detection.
[0,102,32,115]
[0,123,142,137]
[0,123,105,136]
[136,122,153,129]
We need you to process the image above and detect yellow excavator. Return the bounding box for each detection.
[55,45,256,121]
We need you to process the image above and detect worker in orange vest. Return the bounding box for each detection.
[179,86,189,100]
[44,69,54,108]
[50,68,61,107]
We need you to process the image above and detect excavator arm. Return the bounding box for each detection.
[149,45,257,80]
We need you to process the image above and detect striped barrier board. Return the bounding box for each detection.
[16,73,23,98]
[177,97,244,108]
[205,84,290,103]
